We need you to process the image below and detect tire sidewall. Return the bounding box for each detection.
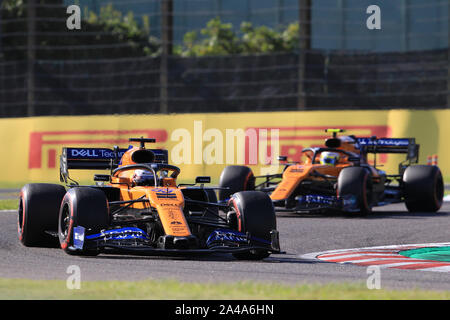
[403,165,443,212]
[58,191,76,252]
[228,191,276,260]
[338,167,372,215]
[58,187,109,254]
[229,191,276,241]
[18,183,66,247]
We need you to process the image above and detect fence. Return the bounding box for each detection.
[0,0,449,117]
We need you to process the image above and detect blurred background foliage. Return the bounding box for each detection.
[1,0,301,59]
[176,17,300,56]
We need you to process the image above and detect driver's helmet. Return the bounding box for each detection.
[132,169,156,186]
[320,151,340,166]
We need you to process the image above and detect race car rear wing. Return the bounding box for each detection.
[60,147,169,183]
[357,137,419,163]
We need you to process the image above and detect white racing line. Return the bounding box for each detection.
[300,243,450,273]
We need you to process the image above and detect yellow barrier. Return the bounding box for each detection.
[0,109,447,186]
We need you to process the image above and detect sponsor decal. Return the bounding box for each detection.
[86,227,149,241]
[167,210,177,220]
[156,194,177,199]
[357,138,410,147]
[298,195,338,207]
[152,188,174,193]
[73,226,85,250]
[206,229,271,247]
[296,194,357,210]
[207,229,248,246]
[341,195,358,210]
[28,129,168,169]
[66,148,128,160]
[152,188,177,199]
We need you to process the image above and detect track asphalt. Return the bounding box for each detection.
[1,202,449,291]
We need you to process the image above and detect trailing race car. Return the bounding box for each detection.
[218,129,444,215]
[18,137,281,260]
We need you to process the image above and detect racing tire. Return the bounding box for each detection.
[58,187,109,255]
[18,183,67,247]
[218,165,255,201]
[337,167,372,215]
[228,191,276,260]
[403,165,443,212]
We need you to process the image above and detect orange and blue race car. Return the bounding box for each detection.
[218,129,444,215]
[18,137,281,260]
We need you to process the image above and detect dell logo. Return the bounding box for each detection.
[70,149,99,157]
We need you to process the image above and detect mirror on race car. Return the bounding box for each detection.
[195,176,211,184]
[94,174,110,182]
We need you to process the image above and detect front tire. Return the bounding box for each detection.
[403,165,443,212]
[338,167,372,215]
[228,191,276,260]
[18,183,66,247]
[58,187,109,255]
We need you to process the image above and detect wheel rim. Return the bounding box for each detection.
[60,204,70,240]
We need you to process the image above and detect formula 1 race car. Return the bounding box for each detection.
[18,137,281,260]
[218,129,444,215]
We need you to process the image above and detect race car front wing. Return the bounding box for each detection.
[293,194,359,212]
[67,226,282,256]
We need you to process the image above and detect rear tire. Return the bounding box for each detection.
[228,191,276,260]
[403,165,443,212]
[18,183,66,247]
[337,167,372,215]
[218,166,255,201]
[58,187,109,255]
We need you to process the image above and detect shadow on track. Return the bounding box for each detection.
[77,252,319,265]
[87,253,235,262]
[263,254,326,265]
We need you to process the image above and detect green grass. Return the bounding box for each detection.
[0,199,18,210]
[0,278,449,300]
[0,182,27,189]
